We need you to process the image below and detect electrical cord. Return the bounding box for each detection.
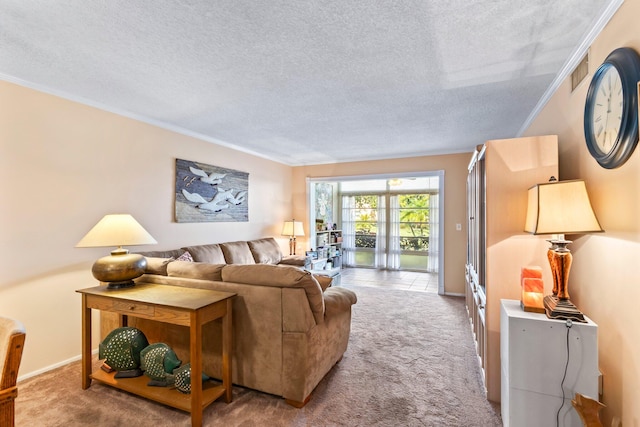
[556,319,573,427]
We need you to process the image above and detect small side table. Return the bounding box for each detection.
[77,283,235,427]
[500,299,599,427]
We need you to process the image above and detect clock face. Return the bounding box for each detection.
[590,64,623,154]
[584,47,640,169]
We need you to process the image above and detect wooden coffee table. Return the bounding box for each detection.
[77,282,235,427]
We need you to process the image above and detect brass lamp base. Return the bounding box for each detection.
[103,280,136,290]
[92,250,147,290]
[543,295,587,323]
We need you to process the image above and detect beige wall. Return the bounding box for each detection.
[293,153,470,295]
[523,1,640,423]
[0,81,293,378]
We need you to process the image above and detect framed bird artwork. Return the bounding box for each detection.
[175,158,249,223]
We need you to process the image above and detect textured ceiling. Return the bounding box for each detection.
[0,1,620,165]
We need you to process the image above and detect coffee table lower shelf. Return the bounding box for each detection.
[91,369,226,412]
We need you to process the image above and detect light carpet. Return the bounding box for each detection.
[15,284,502,426]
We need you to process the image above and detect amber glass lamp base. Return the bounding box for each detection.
[544,239,587,323]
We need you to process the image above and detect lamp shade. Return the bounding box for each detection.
[524,180,603,235]
[281,220,305,237]
[77,214,157,289]
[77,214,157,248]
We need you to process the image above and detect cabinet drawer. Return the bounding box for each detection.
[112,301,155,317]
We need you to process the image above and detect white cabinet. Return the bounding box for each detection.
[500,299,599,427]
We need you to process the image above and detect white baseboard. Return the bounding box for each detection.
[444,292,464,297]
[18,348,98,382]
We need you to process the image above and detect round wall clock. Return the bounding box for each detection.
[584,47,640,169]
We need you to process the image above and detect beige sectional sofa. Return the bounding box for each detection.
[101,237,357,407]
[139,237,312,269]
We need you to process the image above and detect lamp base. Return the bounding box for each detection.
[543,295,587,323]
[105,280,136,290]
[92,252,146,289]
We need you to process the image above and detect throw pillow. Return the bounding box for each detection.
[176,251,194,262]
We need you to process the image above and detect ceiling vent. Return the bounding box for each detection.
[571,53,589,92]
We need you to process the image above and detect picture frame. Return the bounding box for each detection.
[175,158,249,223]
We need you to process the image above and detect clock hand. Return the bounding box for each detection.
[603,81,615,148]
[603,96,611,147]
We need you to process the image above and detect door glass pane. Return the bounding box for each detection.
[398,194,429,253]
[354,195,378,249]
[354,251,375,267]
[400,253,428,270]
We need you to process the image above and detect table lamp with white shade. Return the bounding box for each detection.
[76,214,157,289]
[281,219,304,255]
[524,179,603,322]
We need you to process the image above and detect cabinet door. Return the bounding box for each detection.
[467,146,486,294]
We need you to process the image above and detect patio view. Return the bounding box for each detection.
[349,194,430,270]
[338,176,440,273]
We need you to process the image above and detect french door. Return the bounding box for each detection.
[341,187,439,272]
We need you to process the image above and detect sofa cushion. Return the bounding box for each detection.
[144,257,174,276]
[181,244,225,264]
[277,255,308,267]
[248,237,283,264]
[221,264,325,324]
[167,261,225,281]
[220,241,256,264]
[137,249,184,259]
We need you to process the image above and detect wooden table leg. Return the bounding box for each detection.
[190,310,203,427]
[81,294,92,389]
[222,298,233,403]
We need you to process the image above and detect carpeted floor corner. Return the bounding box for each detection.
[15,285,502,426]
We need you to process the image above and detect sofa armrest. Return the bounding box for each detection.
[324,287,357,317]
[278,255,310,268]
